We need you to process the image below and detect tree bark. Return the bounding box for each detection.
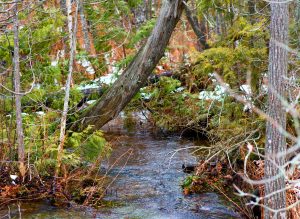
[183,3,209,50]
[71,0,185,131]
[132,2,147,26]
[57,0,78,174]
[13,2,26,178]
[248,0,255,46]
[296,0,300,49]
[78,0,91,54]
[264,1,289,218]
[60,0,67,15]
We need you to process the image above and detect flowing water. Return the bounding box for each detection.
[1,112,240,219]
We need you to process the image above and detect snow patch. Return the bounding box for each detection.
[10,175,18,180]
[51,60,58,66]
[34,83,41,89]
[86,100,96,105]
[96,73,118,85]
[140,92,152,101]
[261,84,268,93]
[36,111,45,116]
[198,84,229,101]
[77,58,95,75]
[240,84,252,96]
[86,66,95,75]
[77,72,119,92]
[77,83,100,91]
[10,174,18,185]
[175,86,185,92]
[240,84,253,112]
[208,72,217,83]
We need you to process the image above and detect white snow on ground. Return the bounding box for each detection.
[77,72,120,91]
[240,84,253,112]
[86,100,96,105]
[77,58,95,75]
[175,87,185,92]
[261,84,268,93]
[208,72,217,83]
[95,73,118,85]
[198,84,229,101]
[10,175,18,180]
[199,82,254,111]
[36,111,45,116]
[77,83,100,91]
[34,83,41,89]
[86,66,95,75]
[170,86,186,94]
[140,92,152,101]
[51,60,58,66]
[10,175,18,185]
[240,84,252,96]
[198,72,229,101]
[197,73,255,113]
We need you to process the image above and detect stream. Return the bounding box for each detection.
[1,112,240,219]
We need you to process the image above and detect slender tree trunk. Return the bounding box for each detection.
[13,2,26,179]
[60,0,67,15]
[144,0,149,20]
[247,0,259,95]
[148,0,152,19]
[78,0,91,54]
[215,13,221,36]
[248,0,255,46]
[264,1,289,218]
[57,0,78,175]
[71,0,185,131]
[296,0,300,50]
[183,3,209,51]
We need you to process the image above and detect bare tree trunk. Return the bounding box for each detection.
[247,0,259,96]
[148,0,152,19]
[60,0,67,15]
[13,2,26,179]
[57,0,78,174]
[248,0,255,46]
[132,0,154,26]
[71,0,185,131]
[264,1,289,218]
[215,13,222,36]
[296,0,300,50]
[183,3,209,51]
[78,0,91,54]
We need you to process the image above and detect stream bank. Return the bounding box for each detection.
[1,112,240,219]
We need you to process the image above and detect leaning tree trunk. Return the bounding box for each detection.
[264,1,289,218]
[183,3,209,50]
[13,2,26,179]
[71,0,185,131]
